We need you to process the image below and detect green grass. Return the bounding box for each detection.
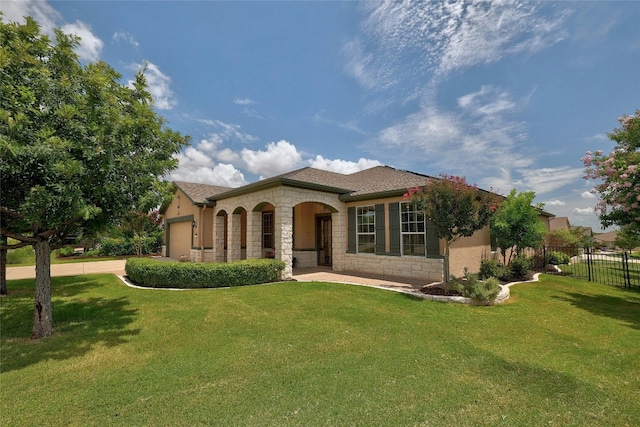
[2,275,639,426]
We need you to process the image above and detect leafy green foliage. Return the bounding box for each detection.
[509,255,534,277]
[546,228,592,247]
[478,259,512,281]
[451,270,501,303]
[0,17,188,338]
[614,225,640,251]
[547,251,571,265]
[490,189,547,264]
[125,258,286,288]
[405,175,499,282]
[6,246,34,265]
[56,246,76,257]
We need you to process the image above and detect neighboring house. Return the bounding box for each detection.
[549,216,571,231]
[160,166,553,282]
[594,230,618,250]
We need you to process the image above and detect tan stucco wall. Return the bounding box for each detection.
[449,226,493,278]
[163,189,199,258]
[293,202,326,249]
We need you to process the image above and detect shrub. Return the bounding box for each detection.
[6,246,34,265]
[547,251,570,265]
[451,270,501,304]
[56,246,76,257]
[125,258,286,288]
[478,259,512,281]
[79,249,101,258]
[510,255,533,277]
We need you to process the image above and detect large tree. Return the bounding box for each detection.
[490,189,547,265]
[582,110,640,233]
[0,17,188,338]
[405,175,498,284]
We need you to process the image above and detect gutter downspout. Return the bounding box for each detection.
[200,205,206,262]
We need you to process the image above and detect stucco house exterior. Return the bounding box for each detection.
[160,166,553,282]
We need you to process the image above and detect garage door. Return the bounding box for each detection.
[168,221,192,259]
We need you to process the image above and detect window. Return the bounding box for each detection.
[400,202,426,257]
[356,205,375,253]
[262,211,273,249]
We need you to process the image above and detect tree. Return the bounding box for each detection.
[546,228,592,248]
[0,18,188,338]
[582,110,640,233]
[490,189,547,265]
[405,175,498,284]
[614,226,640,252]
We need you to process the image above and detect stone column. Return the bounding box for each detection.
[213,214,226,262]
[245,210,260,259]
[228,213,242,262]
[275,206,293,279]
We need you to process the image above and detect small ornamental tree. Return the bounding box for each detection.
[582,110,640,233]
[614,226,640,252]
[405,175,498,285]
[490,189,547,265]
[0,18,188,338]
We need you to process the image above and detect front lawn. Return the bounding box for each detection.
[1,275,639,426]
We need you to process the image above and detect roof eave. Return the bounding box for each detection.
[208,177,353,202]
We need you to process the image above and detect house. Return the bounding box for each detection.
[160,166,553,282]
[593,230,618,250]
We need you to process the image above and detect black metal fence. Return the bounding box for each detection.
[542,246,640,289]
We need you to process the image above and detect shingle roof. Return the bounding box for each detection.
[342,166,435,197]
[174,181,232,205]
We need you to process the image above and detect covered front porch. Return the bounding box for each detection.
[205,186,345,279]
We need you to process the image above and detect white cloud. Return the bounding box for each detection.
[60,21,103,62]
[573,207,594,215]
[308,156,382,174]
[131,62,176,110]
[0,0,61,35]
[546,200,566,206]
[457,86,517,116]
[168,146,246,187]
[234,98,256,105]
[112,31,139,48]
[581,191,596,199]
[353,0,570,88]
[1,1,103,62]
[241,140,304,178]
[519,167,585,195]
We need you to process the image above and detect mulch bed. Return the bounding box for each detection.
[420,283,463,296]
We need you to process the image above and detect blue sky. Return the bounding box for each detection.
[3,1,639,231]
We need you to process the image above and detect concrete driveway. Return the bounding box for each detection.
[6,260,127,280]
[6,262,430,295]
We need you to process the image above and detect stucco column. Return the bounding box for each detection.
[246,210,262,259]
[275,206,293,279]
[228,213,242,262]
[213,214,225,262]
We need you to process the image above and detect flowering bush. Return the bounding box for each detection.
[582,111,640,232]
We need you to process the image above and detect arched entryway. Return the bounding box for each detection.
[292,202,338,268]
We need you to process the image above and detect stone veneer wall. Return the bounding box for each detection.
[292,250,317,268]
[342,253,443,283]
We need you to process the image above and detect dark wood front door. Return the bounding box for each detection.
[316,216,332,266]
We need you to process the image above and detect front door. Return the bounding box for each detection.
[316,215,332,266]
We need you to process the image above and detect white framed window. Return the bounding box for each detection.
[356,205,375,254]
[400,202,426,257]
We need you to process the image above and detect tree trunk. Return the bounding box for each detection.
[1,244,7,295]
[31,239,52,339]
[443,240,451,292]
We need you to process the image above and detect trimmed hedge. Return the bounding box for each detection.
[125,257,286,288]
